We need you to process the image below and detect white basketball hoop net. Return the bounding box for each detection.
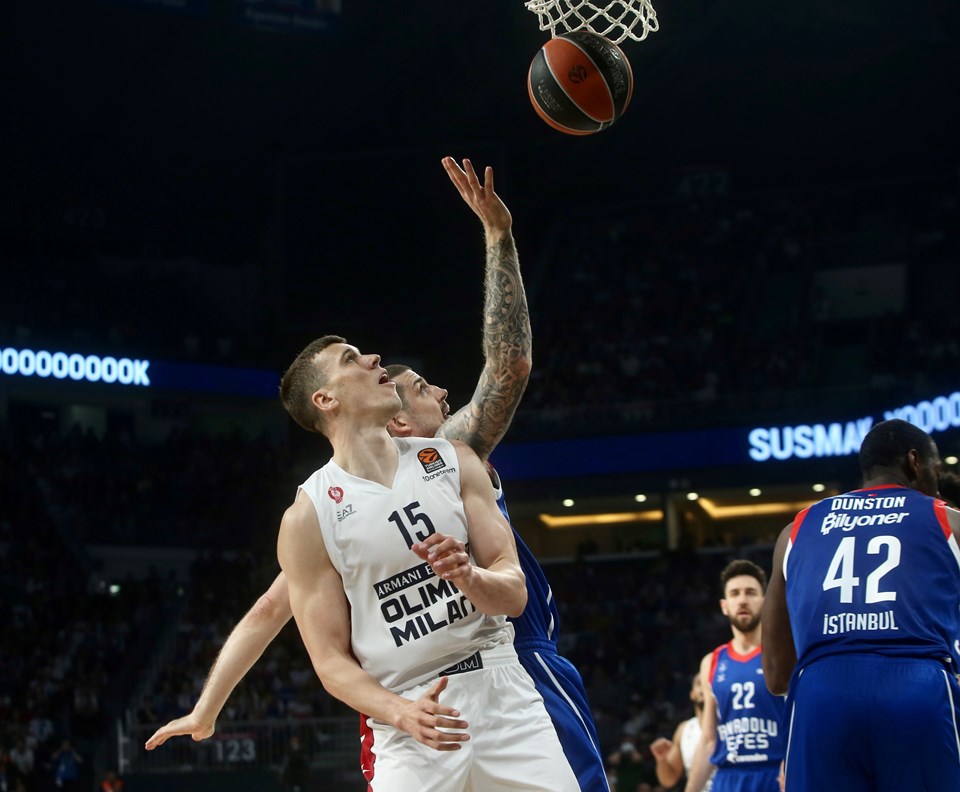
[524,0,659,44]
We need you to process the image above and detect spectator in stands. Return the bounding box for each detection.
[278,735,310,792]
[99,769,124,792]
[50,740,82,791]
[7,739,33,791]
[607,735,647,792]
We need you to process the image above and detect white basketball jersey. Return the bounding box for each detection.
[300,436,512,693]
[680,715,702,775]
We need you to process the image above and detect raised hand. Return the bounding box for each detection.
[394,676,470,751]
[650,736,673,760]
[442,156,512,238]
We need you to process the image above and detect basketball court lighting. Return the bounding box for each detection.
[946,456,959,465]
[562,498,575,507]
[539,510,665,528]
[634,494,647,503]
[812,483,826,492]
[697,498,819,519]
[749,488,762,497]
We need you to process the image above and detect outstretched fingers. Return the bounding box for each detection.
[442,156,472,200]
[144,716,211,750]
[483,165,494,195]
[404,676,471,750]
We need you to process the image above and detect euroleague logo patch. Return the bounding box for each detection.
[417,447,446,474]
[327,486,344,504]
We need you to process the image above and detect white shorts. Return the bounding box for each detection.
[364,643,579,791]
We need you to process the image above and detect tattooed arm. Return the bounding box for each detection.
[438,157,532,462]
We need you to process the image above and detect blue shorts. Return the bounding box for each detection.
[517,640,608,792]
[711,764,780,792]
[785,654,960,792]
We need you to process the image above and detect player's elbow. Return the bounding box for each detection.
[765,673,789,697]
[505,580,527,618]
[762,658,789,696]
[512,352,532,381]
[657,769,681,788]
[655,759,681,788]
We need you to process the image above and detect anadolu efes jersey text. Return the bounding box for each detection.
[299,437,512,693]
[708,644,786,769]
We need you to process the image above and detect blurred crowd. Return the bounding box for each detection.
[0,422,297,547]
[3,173,958,441]
[0,426,172,790]
[519,175,959,433]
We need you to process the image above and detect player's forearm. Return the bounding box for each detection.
[483,233,532,379]
[761,650,793,696]
[193,594,292,722]
[655,756,683,788]
[312,654,409,728]
[456,563,526,617]
[683,739,716,792]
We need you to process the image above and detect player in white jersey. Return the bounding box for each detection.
[650,673,709,790]
[274,336,577,791]
[145,155,532,744]
[144,156,600,788]
[146,157,596,788]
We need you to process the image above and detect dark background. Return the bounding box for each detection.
[5,0,957,400]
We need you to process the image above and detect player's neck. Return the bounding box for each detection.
[860,472,911,490]
[730,625,761,654]
[331,425,399,487]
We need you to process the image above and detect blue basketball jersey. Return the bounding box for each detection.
[708,644,786,770]
[495,490,562,647]
[785,485,960,671]
[494,475,608,792]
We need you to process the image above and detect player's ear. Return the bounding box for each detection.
[388,412,412,437]
[903,448,922,482]
[312,388,338,415]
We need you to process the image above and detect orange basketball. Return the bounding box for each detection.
[527,31,634,135]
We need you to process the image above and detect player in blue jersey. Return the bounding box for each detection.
[685,560,786,792]
[145,157,608,790]
[371,364,606,790]
[762,418,960,792]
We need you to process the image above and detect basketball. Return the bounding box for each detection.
[527,31,634,135]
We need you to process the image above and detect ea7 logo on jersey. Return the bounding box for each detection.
[417,447,446,474]
[337,504,356,523]
[327,486,344,504]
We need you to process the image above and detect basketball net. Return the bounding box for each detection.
[524,0,658,44]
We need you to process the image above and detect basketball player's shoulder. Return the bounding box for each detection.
[281,490,322,536]
[395,435,456,454]
[278,492,326,571]
[699,649,715,676]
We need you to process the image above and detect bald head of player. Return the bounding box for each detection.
[859,419,940,497]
